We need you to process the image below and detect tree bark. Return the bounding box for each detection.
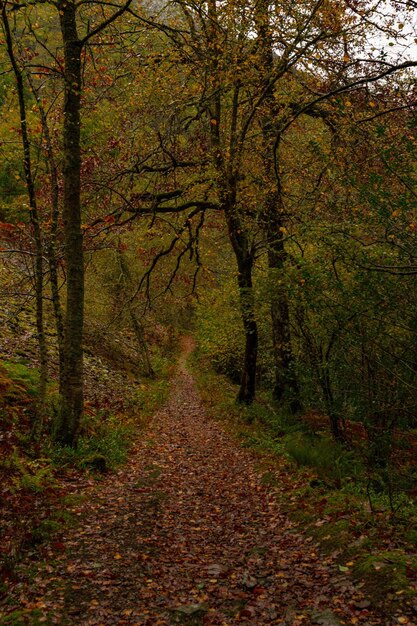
[266,205,301,411]
[117,246,155,378]
[25,72,65,386]
[206,0,258,404]
[255,0,300,412]
[2,4,48,434]
[222,185,258,404]
[54,0,84,446]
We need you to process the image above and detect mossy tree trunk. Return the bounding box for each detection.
[2,4,48,434]
[54,0,84,446]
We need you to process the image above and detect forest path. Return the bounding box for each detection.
[8,338,391,624]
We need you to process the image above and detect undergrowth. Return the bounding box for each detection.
[2,344,172,473]
[191,349,417,612]
[46,412,135,472]
[0,345,172,593]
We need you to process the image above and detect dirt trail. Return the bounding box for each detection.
[4,338,397,624]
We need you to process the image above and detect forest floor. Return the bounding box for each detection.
[1,337,416,625]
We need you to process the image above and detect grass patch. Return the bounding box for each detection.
[0,608,53,625]
[283,432,363,483]
[46,412,135,472]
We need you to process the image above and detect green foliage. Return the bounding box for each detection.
[0,451,56,493]
[1,360,39,398]
[48,412,134,472]
[283,432,363,482]
[0,609,50,625]
[405,529,417,546]
[195,274,275,387]
[195,278,245,383]
[0,162,27,223]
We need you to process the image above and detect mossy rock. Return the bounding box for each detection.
[354,551,416,599]
[82,454,108,473]
[170,603,209,625]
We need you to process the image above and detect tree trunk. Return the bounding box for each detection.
[223,187,258,404]
[267,207,301,412]
[117,246,155,378]
[320,366,343,442]
[129,310,155,378]
[54,1,84,446]
[236,259,258,404]
[255,0,300,412]
[26,72,65,386]
[2,5,48,434]
[207,0,258,403]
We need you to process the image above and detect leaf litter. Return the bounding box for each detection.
[1,337,415,625]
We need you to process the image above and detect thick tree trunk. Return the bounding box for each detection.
[55,1,84,446]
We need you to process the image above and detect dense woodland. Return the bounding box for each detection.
[2,0,417,623]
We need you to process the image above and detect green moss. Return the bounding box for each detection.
[2,361,40,397]
[309,519,351,551]
[405,529,417,545]
[31,519,62,543]
[354,551,417,598]
[0,608,53,625]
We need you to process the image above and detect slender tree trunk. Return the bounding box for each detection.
[206,0,258,403]
[236,257,258,404]
[2,5,48,433]
[256,0,300,412]
[222,186,258,404]
[320,366,343,441]
[129,311,155,378]
[117,246,154,378]
[267,204,301,411]
[25,73,65,385]
[54,0,84,446]
[37,99,65,383]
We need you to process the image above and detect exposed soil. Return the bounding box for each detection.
[2,337,414,625]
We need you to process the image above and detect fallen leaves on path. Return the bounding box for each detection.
[1,338,415,624]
